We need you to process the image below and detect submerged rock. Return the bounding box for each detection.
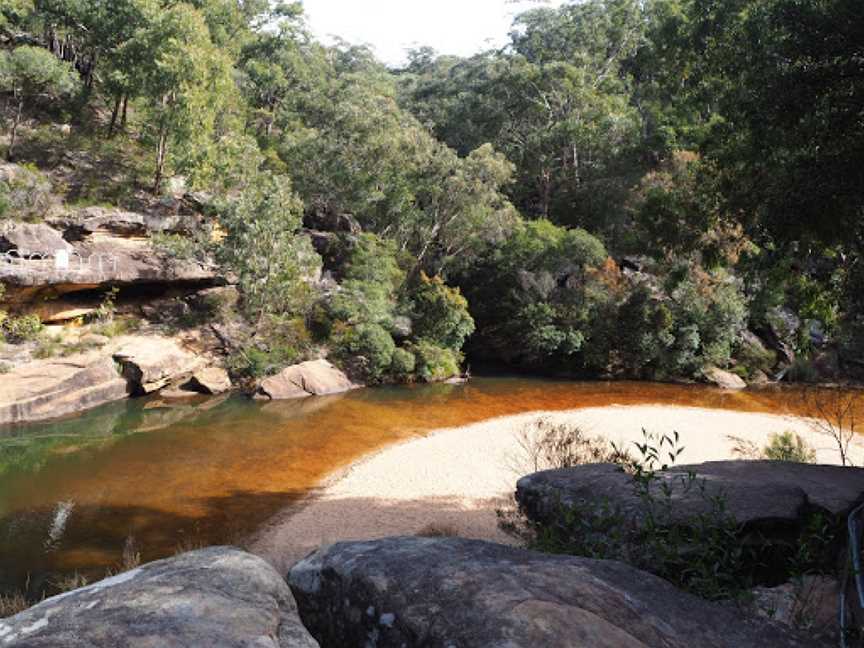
[0,547,318,647]
[0,354,128,425]
[257,359,359,400]
[288,536,818,648]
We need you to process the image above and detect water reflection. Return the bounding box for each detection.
[0,376,858,598]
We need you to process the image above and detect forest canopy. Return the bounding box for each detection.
[1,0,861,383]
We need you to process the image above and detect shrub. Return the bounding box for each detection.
[1,314,43,343]
[389,347,416,378]
[763,432,817,463]
[0,163,54,222]
[409,339,462,382]
[410,273,475,350]
[335,322,396,383]
[509,417,630,475]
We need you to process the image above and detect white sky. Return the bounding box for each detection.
[301,0,568,67]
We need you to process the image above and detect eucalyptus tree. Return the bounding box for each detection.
[121,2,233,192]
[0,45,78,159]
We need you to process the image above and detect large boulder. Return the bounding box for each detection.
[517,461,864,534]
[703,366,747,390]
[0,547,318,647]
[257,360,359,400]
[288,536,819,648]
[185,366,232,395]
[113,336,206,394]
[0,354,128,425]
[0,222,71,256]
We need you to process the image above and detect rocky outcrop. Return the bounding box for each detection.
[257,359,359,400]
[517,461,864,531]
[185,367,232,394]
[703,366,747,390]
[288,536,818,648]
[0,547,318,647]
[113,336,206,394]
[0,213,223,313]
[0,354,128,425]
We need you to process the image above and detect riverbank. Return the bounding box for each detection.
[251,404,864,572]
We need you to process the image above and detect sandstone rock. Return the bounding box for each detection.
[749,576,840,640]
[186,367,232,395]
[0,547,318,647]
[258,360,359,400]
[288,536,818,648]
[0,354,128,425]
[113,336,206,394]
[703,366,747,390]
[0,218,222,308]
[0,222,71,256]
[517,461,864,532]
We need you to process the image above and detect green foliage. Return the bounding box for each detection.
[0,45,79,158]
[389,347,416,379]
[334,322,396,383]
[216,171,321,322]
[1,313,43,344]
[410,273,475,350]
[763,432,817,464]
[0,163,53,221]
[408,339,462,383]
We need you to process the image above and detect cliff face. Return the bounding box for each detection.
[1,204,224,322]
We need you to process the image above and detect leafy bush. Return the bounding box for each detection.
[410,273,475,350]
[334,322,396,383]
[0,163,54,221]
[763,431,817,464]
[389,347,416,379]
[409,338,462,382]
[1,313,43,343]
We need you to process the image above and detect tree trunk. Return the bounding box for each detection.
[539,169,552,218]
[107,94,121,138]
[7,97,23,161]
[121,95,129,129]
[153,126,167,193]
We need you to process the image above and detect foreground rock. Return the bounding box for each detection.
[0,547,318,647]
[517,460,864,530]
[113,336,206,394]
[288,536,818,648]
[0,354,128,425]
[257,359,359,400]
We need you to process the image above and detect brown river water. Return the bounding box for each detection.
[0,375,857,598]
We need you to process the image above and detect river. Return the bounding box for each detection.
[0,376,852,598]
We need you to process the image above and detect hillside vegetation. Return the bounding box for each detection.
[0,0,861,385]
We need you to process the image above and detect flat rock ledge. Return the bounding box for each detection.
[0,547,318,647]
[516,461,864,532]
[0,354,128,426]
[257,359,360,400]
[288,536,820,648]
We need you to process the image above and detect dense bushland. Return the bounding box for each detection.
[0,0,861,383]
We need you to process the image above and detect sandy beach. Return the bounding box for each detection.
[250,404,864,572]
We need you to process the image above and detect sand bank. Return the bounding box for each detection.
[250,404,863,572]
